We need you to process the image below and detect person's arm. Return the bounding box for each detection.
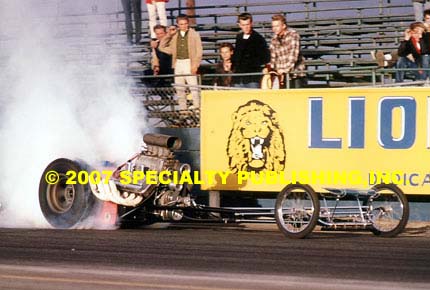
[269,41,276,70]
[397,41,410,57]
[150,40,160,74]
[158,26,176,55]
[213,63,221,85]
[398,29,412,57]
[151,48,160,74]
[192,31,203,74]
[231,35,241,68]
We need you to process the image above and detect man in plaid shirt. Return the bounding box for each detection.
[269,14,306,88]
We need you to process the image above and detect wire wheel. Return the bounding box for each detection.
[370,184,409,237]
[275,184,320,239]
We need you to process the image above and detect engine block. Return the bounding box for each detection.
[90,133,192,208]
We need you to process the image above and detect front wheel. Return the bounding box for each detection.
[39,158,98,229]
[369,184,409,237]
[275,183,320,239]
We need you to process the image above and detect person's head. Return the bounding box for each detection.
[219,43,234,61]
[176,14,190,32]
[424,9,430,24]
[271,14,287,36]
[409,22,426,39]
[237,13,253,35]
[153,24,167,40]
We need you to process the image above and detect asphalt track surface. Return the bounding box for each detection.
[0,223,429,290]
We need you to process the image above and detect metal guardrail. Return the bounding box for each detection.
[136,66,430,88]
[136,67,429,128]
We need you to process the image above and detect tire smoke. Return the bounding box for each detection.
[0,1,145,228]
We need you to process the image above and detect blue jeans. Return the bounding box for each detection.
[422,55,430,80]
[233,82,259,88]
[395,57,424,83]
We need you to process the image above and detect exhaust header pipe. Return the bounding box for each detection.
[143,133,182,150]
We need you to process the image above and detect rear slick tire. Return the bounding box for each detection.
[39,158,98,229]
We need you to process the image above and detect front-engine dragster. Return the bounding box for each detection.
[39,133,409,239]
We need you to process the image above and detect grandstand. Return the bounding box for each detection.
[130,0,415,127]
[0,0,417,127]
[120,0,415,84]
[181,0,413,81]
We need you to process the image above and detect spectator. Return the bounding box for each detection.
[146,0,168,40]
[421,11,430,79]
[268,14,306,88]
[214,43,234,87]
[143,25,173,87]
[151,25,173,75]
[121,0,142,45]
[232,13,270,88]
[413,1,430,22]
[158,15,202,110]
[424,8,430,29]
[396,22,426,82]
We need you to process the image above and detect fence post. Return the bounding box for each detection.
[380,69,386,85]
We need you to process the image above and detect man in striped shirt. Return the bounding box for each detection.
[269,14,306,88]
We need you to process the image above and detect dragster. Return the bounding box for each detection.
[39,133,409,238]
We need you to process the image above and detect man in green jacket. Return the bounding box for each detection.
[159,15,203,111]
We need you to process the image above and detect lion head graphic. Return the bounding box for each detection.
[227,100,286,173]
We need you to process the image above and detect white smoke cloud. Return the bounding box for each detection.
[0,1,146,228]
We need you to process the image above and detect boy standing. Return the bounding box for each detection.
[232,13,270,88]
[159,15,203,110]
[268,14,306,88]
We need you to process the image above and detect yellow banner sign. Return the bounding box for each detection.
[200,87,430,194]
